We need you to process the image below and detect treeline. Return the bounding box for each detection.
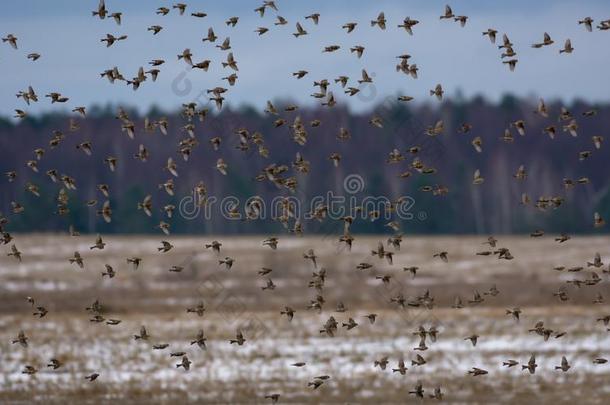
[1,94,610,235]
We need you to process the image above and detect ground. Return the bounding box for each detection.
[1,235,609,404]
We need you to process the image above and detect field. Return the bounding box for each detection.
[1,234,610,404]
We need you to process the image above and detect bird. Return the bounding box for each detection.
[2,34,18,49]
[134,326,149,341]
[465,334,479,347]
[440,5,455,19]
[27,53,41,61]
[430,387,444,400]
[532,32,554,48]
[92,0,107,19]
[147,25,163,35]
[126,257,142,270]
[364,313,377,324]
[454,15,468,27]
[371,12,386,29]
[433,251,449,263]
[392,359,407,375]
[468,367,488,376]
[409,381,425,398]
[7,244,22,262]
[303,249,317,268]
[559,39,574,54]
[84,373,99,382]
[219,257,235,270]
[342,317,358,330]
[523,355,537,374]
[430,84,444,100]
[186,301,206,317]
[555,356,571,372]
[173,3,187,15]
[176,356,191,371]
[230,330,246,345]
[281,306,295,321]
[264,394,280,403]
[205,241,222,253]
[305,13,320,25]
[47,358,62,369]
[411,354,427,366]
[69,251,84,268]
[579,17,594,32]
[293,22,307,37]
[506,307,521,321]
[177,48,193,66]
[100,33,127,47]
[398,17,419,35]
[158,240,173,253]
[483,28,498,43]
[342,22,357,33]
[374,356,389,370]
[12,330,28,347]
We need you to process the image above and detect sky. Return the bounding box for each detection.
[0,0,609,117]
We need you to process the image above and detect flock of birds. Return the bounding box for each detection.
[3,1,610,402]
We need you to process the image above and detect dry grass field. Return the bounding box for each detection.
[2,234,610,404]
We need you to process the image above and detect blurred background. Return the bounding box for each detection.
[2,1,610,404]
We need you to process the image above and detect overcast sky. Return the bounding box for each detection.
[1,0,609,117]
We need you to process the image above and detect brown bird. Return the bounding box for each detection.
[392,359,407,375]
[176,356,191,371]
[483,28,498,43]
[398,17,419,35]
[579,17,594,32]
[532,32,554,48]
[230,330,246,345]
[440,5,454,19]
[280,306,295,321]
[468,367,488,376]
[559,39,574,54]
[12,330,28,347]
[522,355,537,374]
[371,12,386,29]
[555,356,571,372]
[84,373,99,382]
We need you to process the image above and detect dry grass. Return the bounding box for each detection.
[2,235,610,403]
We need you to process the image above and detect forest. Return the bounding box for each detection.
[1,94,609,235]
